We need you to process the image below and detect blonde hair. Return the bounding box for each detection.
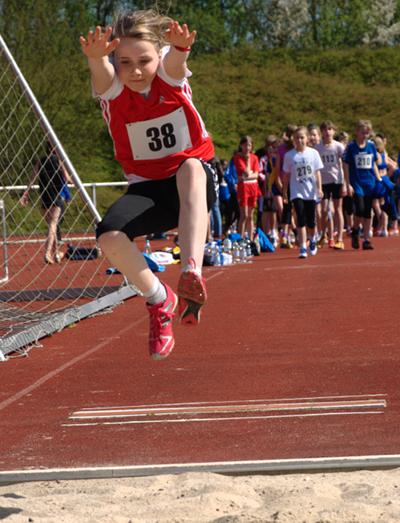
[356,119,373,132]
[294,126,308,137]
[112,9,172,50]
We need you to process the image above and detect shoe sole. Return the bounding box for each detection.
[177,272,207,326]
[179,298,202,326]
[150,292,178,361]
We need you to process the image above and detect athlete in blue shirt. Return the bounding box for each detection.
[343,120,381,250]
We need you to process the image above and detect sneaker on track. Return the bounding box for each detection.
[362,240,374,250]
[177,257,207,326]
[351,229,360,249]
[309,240,317,256]
[146,284,177,360]
[299,247,307,259]
[334,240,345,250]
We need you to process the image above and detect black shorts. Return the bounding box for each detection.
[343,195,355,215]
[322,183,342,200]
[96,159,217,240]
[263,197,276,213]
[292,198,316,229]
[41,195,64,210]
[353,194,373,219]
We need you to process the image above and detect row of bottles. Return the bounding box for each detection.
[204,232,253,266]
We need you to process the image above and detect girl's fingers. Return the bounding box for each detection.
[108,37,120,52]
[105,26,113,39]
[87,30,94,44]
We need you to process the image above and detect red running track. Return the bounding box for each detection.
[1,236,400,476]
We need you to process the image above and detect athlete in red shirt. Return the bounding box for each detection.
[80,10,216,360]
[233,136,261,239]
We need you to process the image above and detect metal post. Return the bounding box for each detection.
[0,199,9,285]
[0,34,102,223]
[92,184,97,209]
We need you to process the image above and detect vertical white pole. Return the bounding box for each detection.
[0,200,9,284]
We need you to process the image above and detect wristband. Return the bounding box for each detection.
[174,45,191,52]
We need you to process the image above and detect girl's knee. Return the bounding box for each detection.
[97,230,129,251]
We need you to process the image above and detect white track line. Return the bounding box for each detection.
[79,393,387,411]
[70,399,386,420]
[62,410,383,428]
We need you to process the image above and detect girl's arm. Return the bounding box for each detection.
[282,171,289,202]
[387,155,397,176]
[164,21,196,80]
[80,26,120,95]
[374,160,382,181]
[342,161,354,196]
[315,170,323,199]
[20,162,40,206]
[275,154,283,190]
[60,162,73,185]
[338,158,347,196]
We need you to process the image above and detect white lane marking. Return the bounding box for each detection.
[71,399,386,420]
[62,410,383,428]
[79,393,387,411]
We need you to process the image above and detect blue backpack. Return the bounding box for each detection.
[256,227,275,253]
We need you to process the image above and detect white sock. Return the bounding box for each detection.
[143,278,167,305]
[182,258,202,276]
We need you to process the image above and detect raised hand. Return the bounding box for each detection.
[80,26,120,59]
[165,20,196,49]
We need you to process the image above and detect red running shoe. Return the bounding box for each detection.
[177,257,207,326]
[146,284,177,360]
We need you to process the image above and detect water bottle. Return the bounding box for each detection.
[233,241,241,263]
[211,241,221,266]
[239,242,247,263]
[223,236,232,253]
[244,232,252,258]
[221,252,233,265]
[144,239,152,255]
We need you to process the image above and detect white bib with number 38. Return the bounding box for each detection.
[355,153,373,169]
[126,107,193,160]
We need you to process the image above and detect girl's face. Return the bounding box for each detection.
[355,126,371,143]
[115,38,161,92]
[240,141,252,155]
[308,129,321,146]
[322,127,335,143]
[294,131,308,151]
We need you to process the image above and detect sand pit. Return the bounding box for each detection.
[1,468,400,522]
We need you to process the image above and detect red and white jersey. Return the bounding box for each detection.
[98,51,214,183]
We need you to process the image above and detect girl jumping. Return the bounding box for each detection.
[80,10,216,360]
